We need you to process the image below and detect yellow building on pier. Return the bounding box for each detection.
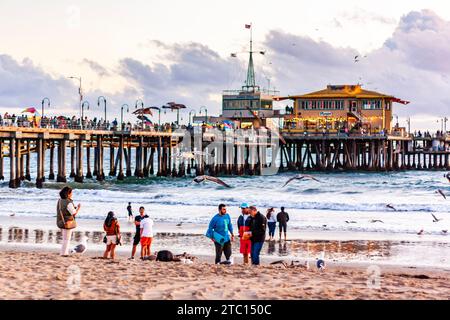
[281,84,408,134]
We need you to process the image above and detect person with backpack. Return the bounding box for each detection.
[276,207,290,241]
[103,211,121,259]
[205,204,235,264]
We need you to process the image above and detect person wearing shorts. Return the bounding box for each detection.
[237,202,252,264]
[130,207,148,259]
[140,212,154,259]
[276,207,289,241]
[103,211,121,260]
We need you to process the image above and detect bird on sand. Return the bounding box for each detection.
[436,189,447,199]
[431,213,443,223]
[281,174,320,188]
[193,175,231,188]
[386,204,397,211]
[71,236,88,254]
[316,258,325,271]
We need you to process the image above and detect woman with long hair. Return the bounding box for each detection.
[57,186,81,256]
[103,211,121,259]
[266,207,277,241]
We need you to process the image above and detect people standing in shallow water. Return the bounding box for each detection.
[103,211,121,259]
[277,207,290,241]
[237,203,252,264]
[127,202,133,222]
[56,186,81,257]
[206,204,235,264]
[266,208,277,241]
[130,206,148,259]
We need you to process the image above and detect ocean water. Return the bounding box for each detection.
[0,161,449,237]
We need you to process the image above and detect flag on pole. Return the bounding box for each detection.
[245,24,251,29]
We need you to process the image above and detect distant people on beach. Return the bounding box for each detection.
[206,204,235,264]
[140,209,154,260]
[127,202,133,222]
[237,203,252,264]
[130,206,148,259]
[103,211,121,259]
[56,186,81,256]
[266,208,277,241]
[248,206,267,265]
[277,207,290,241]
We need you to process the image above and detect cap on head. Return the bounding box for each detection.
[239,203,249,209]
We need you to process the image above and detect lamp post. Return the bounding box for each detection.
[444,117,448,133]
[149,106,161,127]
[406,117,411,136]
[97,96,107,123]
[188,110,196,125]
[68,76,83,128]
[121,104,129,131]
[41,97,50,119]
[392,114,399,128]
[199,106,208,123]
[81,101,89,129]
[135,99,145,130]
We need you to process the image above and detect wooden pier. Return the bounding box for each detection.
[0,126,449,188]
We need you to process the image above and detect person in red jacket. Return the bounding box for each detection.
[237,203,252,264]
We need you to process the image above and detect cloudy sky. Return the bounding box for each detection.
[0,0,449,130]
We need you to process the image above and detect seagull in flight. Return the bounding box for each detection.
[386,204,397,211]
[445,172,450,183]
[417,229,424,235]
[436,189,447,199]
[431,213,443,223]
[193,175,231,188]
[281,174,321,188]
[370,219,384,223]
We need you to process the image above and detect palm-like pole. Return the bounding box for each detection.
[135,99,144,130]
[81,101,90,129]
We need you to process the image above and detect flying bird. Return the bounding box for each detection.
[354,55,359,62]
[445,172,450,182]
[9,213,15,217]
[370,219,384,223]
[386,204,397,211]
[345,221,357,224]
[431,213,443,223]
[176,222,183,227]
[442,230,448,234]
[193,175,231,188]
[281,174,320,188]
[71,236,88,254]
[436,189,447,199]
[417,229,424,235]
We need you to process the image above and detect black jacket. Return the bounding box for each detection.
[249,212,267,243]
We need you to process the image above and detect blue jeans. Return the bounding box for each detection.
[251,242,264,265]
[268,222,276,237]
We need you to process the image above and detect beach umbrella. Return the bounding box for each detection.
[132,107,153,116]
[137,115,152,123]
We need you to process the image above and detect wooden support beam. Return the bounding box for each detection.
[57,140,67,183]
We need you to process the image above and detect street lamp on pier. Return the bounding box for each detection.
[97,96,107,124]
[135,99,145,130]
[199,106,208,123]
[68,76,83,128]
[81,101,89,129]
[121,104,129,131]
[188,110,196,125]
[41,97,50,119]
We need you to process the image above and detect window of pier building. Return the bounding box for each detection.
[299,99,344,110]
[223,99,261,110]
[361,100,382,110]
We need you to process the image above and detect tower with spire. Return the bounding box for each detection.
[221,23,276,126]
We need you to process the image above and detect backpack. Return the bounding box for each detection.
[156,250,174,262]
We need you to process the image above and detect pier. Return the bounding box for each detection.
[0,126,449,188]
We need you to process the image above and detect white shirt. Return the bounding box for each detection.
[67,203,77,215]
[140,218,154,237]
[268,214,277,223]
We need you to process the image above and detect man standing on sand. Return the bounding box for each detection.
[277,207,289,241]
[127,202,133,222]
[140,212,154,260]
[248,206,267,266]
[237,203,252,264]
[206,204,235,264]
[130,206,148,259]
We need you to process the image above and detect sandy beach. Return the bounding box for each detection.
[0,246,449,300]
